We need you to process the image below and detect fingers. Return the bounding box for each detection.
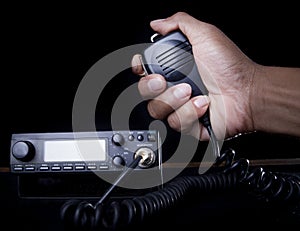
[144,80,211,141]
[147,83,192,119]
[150,12,194,35]
[167,95,210,137]
[131,52,211,140]
[131,54,167,99]
[137,74,167,99]
[150,12,200,38]
[150,12,215,47]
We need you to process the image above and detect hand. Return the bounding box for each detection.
[132,12,257,141]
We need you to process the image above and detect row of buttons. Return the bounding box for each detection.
[128,133,156,142]
[12,164,110,172]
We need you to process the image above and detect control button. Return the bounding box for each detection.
[63,166,73,170]
[51,166,61,171]
[75,166,85,170]
[137,134,144,141]
[87,165,97,170]
[99,165,109,170]
[25,166,35,171]
[13,166,23,171]
[147,133,156,142]
[112,133,125,146]
[112,155,125,167]
[128,134,134,141]
[12,141,35,162]
[39,166,49,171]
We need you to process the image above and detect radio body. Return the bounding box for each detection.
[10,130,161,173]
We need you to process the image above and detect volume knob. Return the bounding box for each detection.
[112,155,125,167]
[12,141,35,162]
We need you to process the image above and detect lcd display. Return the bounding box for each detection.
[44,139,107,162]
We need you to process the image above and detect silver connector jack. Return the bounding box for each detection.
[134,147,156,168]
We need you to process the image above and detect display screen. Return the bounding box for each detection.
[44,139,107,162]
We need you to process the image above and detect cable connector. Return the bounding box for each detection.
[134,147,156,168]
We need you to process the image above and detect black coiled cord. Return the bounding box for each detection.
[227,158,300,203]
[216,148,300,203]
[60,170,239,230]
[60,149,300,231]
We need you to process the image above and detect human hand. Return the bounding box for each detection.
[132,12,257,141]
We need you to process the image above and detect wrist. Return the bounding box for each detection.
[249,65,300,137]
[249,63,265,132]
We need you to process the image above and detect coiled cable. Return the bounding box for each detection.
[226,157,300,203]
[60,148,300,231]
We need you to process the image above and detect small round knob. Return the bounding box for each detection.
[12,141,35,161]
[112,155,125,167]
[112,133,125,146]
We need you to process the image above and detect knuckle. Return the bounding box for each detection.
[167,113,181,132]
[147,101,164,120]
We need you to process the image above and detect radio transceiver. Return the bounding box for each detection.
[10,130,161,173]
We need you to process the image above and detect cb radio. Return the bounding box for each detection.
[10,130,161,174]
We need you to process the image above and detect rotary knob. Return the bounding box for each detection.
[112,133,125,146]
[112,155,125,167]
[12,141,35,162]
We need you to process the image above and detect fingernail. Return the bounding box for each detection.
[151,19,165,24]
[131,58,139,69]
[193,96,210,108]
[173,84,191,99]
[148,78,164,92]
[131,55,141,70]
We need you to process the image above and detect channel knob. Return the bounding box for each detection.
[112,133,125,146]
[12,141,35,161]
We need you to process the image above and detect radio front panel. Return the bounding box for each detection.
[10,130,161,173]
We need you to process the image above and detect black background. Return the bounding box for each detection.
[1,1,300,230]
[2,1,300,165]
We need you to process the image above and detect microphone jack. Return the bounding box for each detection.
[134,147,156,168]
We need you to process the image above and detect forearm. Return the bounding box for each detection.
[251,65,300,137]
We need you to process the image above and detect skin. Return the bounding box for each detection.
[132,12,300,141]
